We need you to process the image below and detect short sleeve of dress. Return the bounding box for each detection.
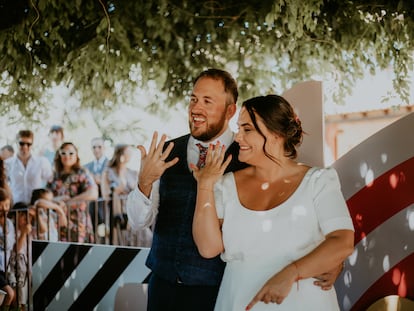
[312,167,355,235]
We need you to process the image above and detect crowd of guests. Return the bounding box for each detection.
[0,125,151,310]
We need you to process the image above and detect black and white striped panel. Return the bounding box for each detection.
[32,241,151,310]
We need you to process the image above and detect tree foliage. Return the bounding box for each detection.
[0,0,413,119]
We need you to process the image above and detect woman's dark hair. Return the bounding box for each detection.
[54,142,82,173]
[108,144,129,173]
[242,95,303,161]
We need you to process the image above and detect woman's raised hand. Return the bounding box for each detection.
[191,142,232,188]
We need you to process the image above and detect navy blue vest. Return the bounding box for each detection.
[146,134,248,285]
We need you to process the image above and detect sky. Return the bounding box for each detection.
[324,67,414,115]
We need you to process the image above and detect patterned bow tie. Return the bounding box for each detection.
[196,143,208,168]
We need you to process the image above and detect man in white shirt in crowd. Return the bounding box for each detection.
[6,130,53,205]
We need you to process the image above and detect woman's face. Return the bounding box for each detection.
[122,147,132,164]
[235,107,277,164]
[0,199,10,213]
[59,144,78,170]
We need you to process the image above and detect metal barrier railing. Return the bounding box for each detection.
[28,195,150,246]
[0,195,152,310]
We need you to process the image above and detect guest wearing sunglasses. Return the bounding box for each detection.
[46,142,98,243]
[5,130,53,205]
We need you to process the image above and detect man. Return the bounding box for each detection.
[84,137,108,239]
[0,145,14,160]
[84,137,108,191]
[6,130,53,205]
[126,69,340,310]
[42,125,64,165]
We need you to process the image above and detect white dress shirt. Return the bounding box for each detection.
[6,155,53,204]
[126,128,235,230]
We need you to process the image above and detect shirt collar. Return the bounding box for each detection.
[95,156,106,165]
[189,127,234,149]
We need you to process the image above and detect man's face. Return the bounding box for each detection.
[49,131,63,148]
[188,77,235,142]
[59,144,78,168]
[92,140,104,159]
[17,136,33,158]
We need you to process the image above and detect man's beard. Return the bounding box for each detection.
[189,111,227,142]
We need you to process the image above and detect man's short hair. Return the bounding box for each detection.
[91,137,104,145]
[16,130,34,140]
[193,68,238,106]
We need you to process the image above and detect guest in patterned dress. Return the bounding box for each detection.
[47,142,98,243]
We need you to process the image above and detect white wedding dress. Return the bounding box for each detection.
[213,167,354,311]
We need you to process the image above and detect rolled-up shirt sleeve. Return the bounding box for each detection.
[126,180,160,229]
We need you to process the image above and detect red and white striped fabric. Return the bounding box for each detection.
[332,112,414,311]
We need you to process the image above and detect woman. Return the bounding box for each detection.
[102,144,151,246]
[47,142,98,243]
[192,95,355,311]
[101,144,136,200]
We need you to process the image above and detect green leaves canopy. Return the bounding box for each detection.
[1,0,413,119]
